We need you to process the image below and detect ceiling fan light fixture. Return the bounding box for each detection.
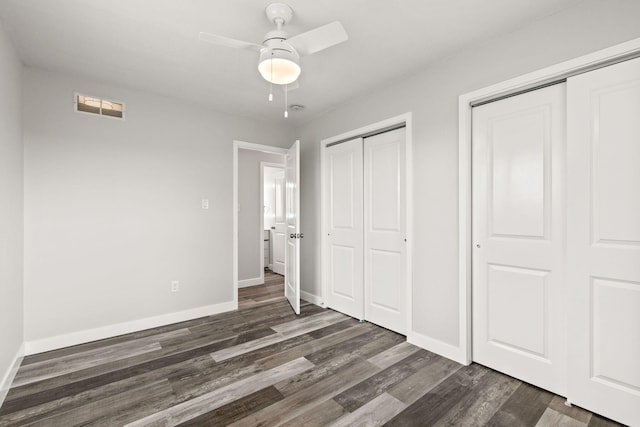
[258,48,301,85]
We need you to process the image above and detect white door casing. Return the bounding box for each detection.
[472,84,568,396]
[273,169,286,275]
[285,140,301,314]
[566,57,640,426]
[325,138,364,319]
[364,128,407,334]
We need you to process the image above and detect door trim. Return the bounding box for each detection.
[233,140,287,309]
[457,37,640,365]
[320,113,413,334]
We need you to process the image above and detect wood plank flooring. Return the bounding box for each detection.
[0,271,624,426]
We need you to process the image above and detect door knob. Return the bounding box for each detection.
[290,233,295,238]
[476,244,481,248]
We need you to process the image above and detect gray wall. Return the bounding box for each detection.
[295,0,640,349]
[23,68,293,342]
[0,23,24,393]
[7,0,640,361]
[237,149,285,282]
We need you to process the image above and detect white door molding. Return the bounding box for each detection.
[233,140,287,309]
[458,37,640,365]
[320,113,413,333]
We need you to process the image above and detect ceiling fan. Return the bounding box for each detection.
[198,2,348,87]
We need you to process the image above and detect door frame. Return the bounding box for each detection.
[260,162,286,273]
[320,113,413,332]
[457,37,640,365]
[233,140,287,308]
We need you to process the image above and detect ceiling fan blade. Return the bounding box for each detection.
[287,21,348,56]
[198,32,263,52]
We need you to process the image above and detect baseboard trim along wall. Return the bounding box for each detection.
[300,290,322,306]
[24,301,237,356]
[238,277,264,288]
[408,332,467,365]
[0,343,25,407]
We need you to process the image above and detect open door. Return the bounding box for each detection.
[285,140,301,314]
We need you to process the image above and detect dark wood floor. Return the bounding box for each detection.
[0,271,623,426]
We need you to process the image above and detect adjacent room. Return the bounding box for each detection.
[1,1,639,425]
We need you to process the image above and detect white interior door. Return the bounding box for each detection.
[285,140,301,314]
[272,169,286,275]
[364,128,407,333]
[472,84,568,396]
[325,138,364,319]
[566,57,640,426]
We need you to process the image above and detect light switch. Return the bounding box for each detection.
[201,198,209,209]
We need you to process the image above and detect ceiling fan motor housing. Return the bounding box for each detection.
[263,30,290,46]
[265,3,294,27]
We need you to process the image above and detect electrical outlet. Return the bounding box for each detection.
[201,198,209,209]
[171,280,180,292]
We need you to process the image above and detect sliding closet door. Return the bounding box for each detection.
[472,84,567,395]
[566,57,640,426]
[325,138,364,319]
[364,128,407,334]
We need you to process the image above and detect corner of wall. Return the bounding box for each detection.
[0,343,25,407]
[0,19,25,410]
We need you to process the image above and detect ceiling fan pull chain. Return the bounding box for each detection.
[268,51,274,101]
[284,84,289,118]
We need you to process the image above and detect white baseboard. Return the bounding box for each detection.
[238,277,264,288]
[0,342,25,407]
[407,331,468,365]
[300,290,322,306]
[24,301,237,356]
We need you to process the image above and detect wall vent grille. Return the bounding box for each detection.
[74,93,124,119]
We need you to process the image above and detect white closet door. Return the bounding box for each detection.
[272,170,286,275]
[566,57,640,426]
[364,128,407,334]
[285,141,300,315]
[472,84,567,395]
[325,138,364,319]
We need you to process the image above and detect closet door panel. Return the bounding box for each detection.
[364,128,407,334]
[472,83,567,396]
[325,138,364,319]
[567,56,640,427]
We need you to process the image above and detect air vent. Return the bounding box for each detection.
[75,93,124,119]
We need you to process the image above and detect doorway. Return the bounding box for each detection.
[233,140,301,314]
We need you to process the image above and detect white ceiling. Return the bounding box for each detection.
[0,0,584,125]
